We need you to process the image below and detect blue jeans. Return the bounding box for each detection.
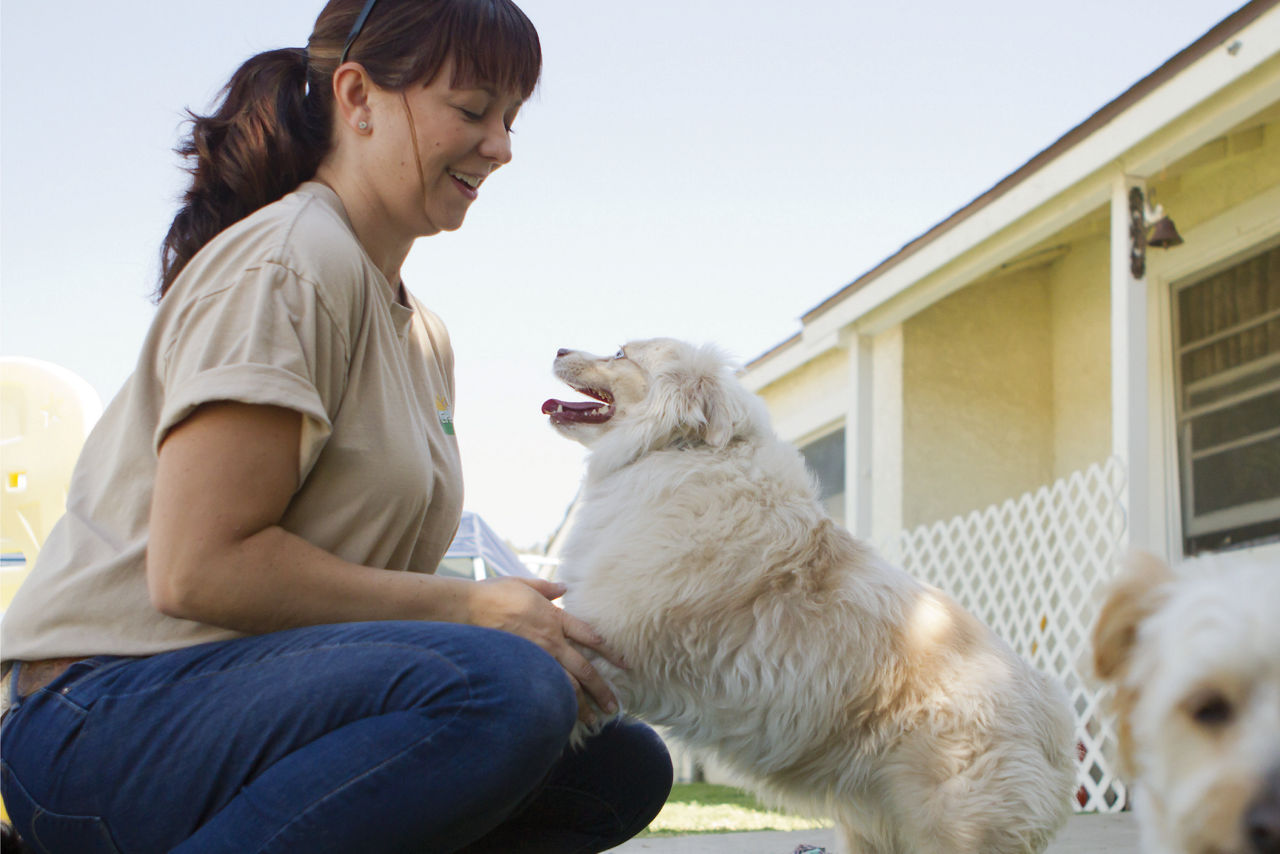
[0,621,672,853]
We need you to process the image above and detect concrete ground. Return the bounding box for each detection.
[607,811,1138,853]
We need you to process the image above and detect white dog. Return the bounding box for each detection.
[543,338,1076,854]
[1093,552,1280,854]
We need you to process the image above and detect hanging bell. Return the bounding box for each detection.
[1147,216,1184,248]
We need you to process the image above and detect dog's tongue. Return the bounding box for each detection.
[542,398,613,424]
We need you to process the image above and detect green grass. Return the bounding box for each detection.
[639,783,830,837]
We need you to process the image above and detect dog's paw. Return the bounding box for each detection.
[567,707,626,750]
[568,719,595,750]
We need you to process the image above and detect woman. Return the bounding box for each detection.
[0,1,672,851]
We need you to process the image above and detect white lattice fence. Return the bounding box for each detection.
[885,457,1130,813]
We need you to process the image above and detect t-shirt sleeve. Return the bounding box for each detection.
[154,261,351,483]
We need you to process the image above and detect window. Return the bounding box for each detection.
[1172,242,1280,554]
[800,428,846,523]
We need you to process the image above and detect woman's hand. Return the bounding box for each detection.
[469,577,622,725]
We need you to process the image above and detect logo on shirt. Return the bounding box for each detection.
[435,395,455,436]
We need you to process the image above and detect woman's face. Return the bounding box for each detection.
[369,57,524,237]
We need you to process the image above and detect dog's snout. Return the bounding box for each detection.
[557,348,571,358]
[1247,772,1280,854]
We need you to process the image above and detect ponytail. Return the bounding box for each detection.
[157,48,330,299]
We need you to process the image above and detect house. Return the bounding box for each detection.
[741,0,1280,811]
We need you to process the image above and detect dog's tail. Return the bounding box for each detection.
[2,821,29,853]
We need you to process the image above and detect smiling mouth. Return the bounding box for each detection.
[449,169,484,191]
[542,386,614,425]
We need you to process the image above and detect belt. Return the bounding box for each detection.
[7,657,89,698]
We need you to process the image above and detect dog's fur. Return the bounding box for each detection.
[544,338,1076,854]
[1093,552,1280,854]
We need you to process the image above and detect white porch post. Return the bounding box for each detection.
[870,327,904,550]
[1110,174,1151,550]
[843,332,874,539]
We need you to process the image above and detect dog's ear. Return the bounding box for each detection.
[589,342,765,475]
[1092,551,1176,683]
[645,344,753,449]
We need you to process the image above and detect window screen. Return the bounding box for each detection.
[1172,243,1280,554]
[800,428,846,523]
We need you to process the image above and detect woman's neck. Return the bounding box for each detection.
[311,166,413,289]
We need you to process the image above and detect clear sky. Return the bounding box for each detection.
[0,0,1247,549]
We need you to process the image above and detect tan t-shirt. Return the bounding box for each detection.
[0,182,464,665]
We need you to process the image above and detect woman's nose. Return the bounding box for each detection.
[480,121,513,165]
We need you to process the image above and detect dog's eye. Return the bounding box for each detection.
[1188,691,1234,728]
[613,348,626,360]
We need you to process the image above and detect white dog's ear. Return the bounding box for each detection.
[644,344,751,449]
[590,342,763,474]
[1092,551,1176,683]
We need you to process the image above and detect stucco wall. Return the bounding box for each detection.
[1048,232,1112,479]
[901,270,1055,528]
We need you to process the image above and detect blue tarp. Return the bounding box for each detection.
[443,511,533,578]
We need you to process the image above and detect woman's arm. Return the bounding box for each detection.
[148,400,617,721]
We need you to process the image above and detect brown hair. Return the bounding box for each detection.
[157,0,541,299]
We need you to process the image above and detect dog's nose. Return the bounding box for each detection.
[556,349,571,358]
[1247,773,1280,854]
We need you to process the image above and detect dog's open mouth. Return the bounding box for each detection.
[542,386,614,425]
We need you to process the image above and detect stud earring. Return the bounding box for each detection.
[358,120,370,131]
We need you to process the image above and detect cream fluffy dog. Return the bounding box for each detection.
[543,338,1076,854]
[1093,552,1280,854]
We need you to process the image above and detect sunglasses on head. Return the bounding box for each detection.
[340,0,380,65]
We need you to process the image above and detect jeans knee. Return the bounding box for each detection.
[495,634,578,741]
[607,722,674,828]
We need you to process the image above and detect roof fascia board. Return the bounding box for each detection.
[741,331,824,392]
[741,336,799,390]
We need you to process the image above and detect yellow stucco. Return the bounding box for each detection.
[902,269,1055,528]
[1047,232,1111,480]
